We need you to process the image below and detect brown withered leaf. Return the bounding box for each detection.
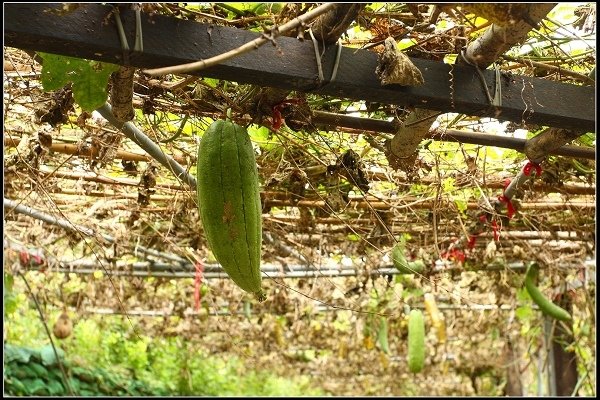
[376,37,424,86]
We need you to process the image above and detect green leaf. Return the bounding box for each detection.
[23,378,48,395]
[409,184,430,195]
[299,349,316,362]
[28,362,48,376]
[47,380,66,396]
[4,344,36,363]
[248,124,278,151]
[202,78,220,88]
[248,124,270,143]
[490,327,500,340]
[3,272,18,316]
[346,233,360,242]
[38,52,120,111]
[6,376,28,395]
[515,306,534,321]
[40,344,65,366]
[516,287,531,302]
[454,198,468,214]
[251,3,283,15]
[442,177,456,193]
[4,293,18,315]
[576,132,595,147]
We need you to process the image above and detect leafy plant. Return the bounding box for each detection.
[38,52,119,111]
[4,294,325,396]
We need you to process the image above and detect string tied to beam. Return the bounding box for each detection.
[459,49,503,111]
[308,28,343,88]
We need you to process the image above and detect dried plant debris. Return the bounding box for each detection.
[573,3,596,33]
[35,85,75,127]
[376,37,424,86]
[11,128,54,171]
[459,4,538,27]
[279,99,315,132]
[138,163,159,206]
[325,187,350,213]
[89,129,123,169]
[327,149,370,193]
[287,169,309,202]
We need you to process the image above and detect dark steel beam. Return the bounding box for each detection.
[4,3,595,132]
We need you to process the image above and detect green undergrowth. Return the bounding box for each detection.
[4,283,324,396]
[4,343,170,396]
[3,340,323,396]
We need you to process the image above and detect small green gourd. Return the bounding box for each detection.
[407,309,425,373]
[524,262,571,321]
[391,240,424,274]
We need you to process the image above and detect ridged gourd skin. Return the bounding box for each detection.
[197,119,264,300]
[524,263,571,321]
[407,309,425,373]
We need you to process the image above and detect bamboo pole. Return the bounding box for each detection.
[24,164,594,196]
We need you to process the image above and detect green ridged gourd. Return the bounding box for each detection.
[196,119,265,301]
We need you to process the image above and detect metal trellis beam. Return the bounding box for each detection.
[4,3,595,132]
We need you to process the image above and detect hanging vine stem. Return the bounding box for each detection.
[3,198,189,265]
[261,129,386,315]
[3,127,147,342]
[17,270,74,396]
[144,3,337,76]
[159,114,189,143]
[270,125,489,310]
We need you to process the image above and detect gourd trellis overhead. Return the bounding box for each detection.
[4,3,595,133]
[3,3,595,282]
[2,5,595,397]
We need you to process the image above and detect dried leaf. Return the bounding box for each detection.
[376,37,424,86]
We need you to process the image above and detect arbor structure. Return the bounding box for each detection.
[3,3,596,396]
